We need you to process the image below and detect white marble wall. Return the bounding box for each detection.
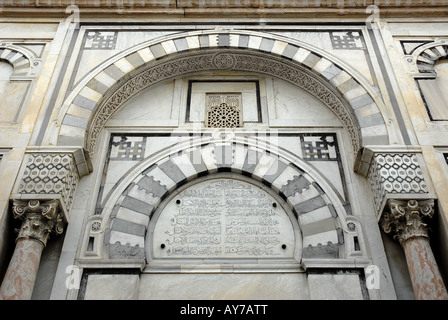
[138,273,309,300]
[5,19,442,301]
[83,274,140,300]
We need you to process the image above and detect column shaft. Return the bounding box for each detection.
[0,239,44,300]
[0,200,64,300]
[381,199,448,300]
[402,236,448,300]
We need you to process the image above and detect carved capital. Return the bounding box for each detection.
[12,200,65,247]
[380,199,434,246]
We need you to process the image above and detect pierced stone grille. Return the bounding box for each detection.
[206,94,242,128]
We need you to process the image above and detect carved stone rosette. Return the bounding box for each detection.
[12,199,65,247]
[380,199,434,245]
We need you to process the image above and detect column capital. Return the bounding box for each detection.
[12,199,65,247]
[380,199,435,246]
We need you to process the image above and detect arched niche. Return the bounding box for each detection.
[413,40,448,120]
[81,137,365,269]
[0,44,42,123]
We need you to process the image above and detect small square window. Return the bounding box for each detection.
[206,93,242,128]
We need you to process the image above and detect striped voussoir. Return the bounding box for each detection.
[0,47,32,78]
[59,31,387,151]
[105,142,344,260]
[416,44,448,73]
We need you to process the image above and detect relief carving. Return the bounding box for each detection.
[12,199,65,247]
[152,178,296,259]
[380,199,434,245]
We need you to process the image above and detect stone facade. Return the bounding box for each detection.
[0,1,448,301]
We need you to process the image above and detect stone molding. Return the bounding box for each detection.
[57,30,388,157]
[1,1,448,10]
[12,199,65,247]
[381,199,435,246]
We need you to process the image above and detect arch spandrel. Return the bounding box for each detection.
[55,30,390,157]
[84,138,364,268]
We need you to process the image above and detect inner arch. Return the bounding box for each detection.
[146,173,302,266]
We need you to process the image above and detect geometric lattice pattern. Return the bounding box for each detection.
[368,153,429,215]
[17,153,79,211]
[84,31,118,50]
[206,94,242,128]
[301,134,338,160]
[330,31,365,50]
[110,136,147,161]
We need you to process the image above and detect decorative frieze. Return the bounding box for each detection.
[368,153,429,215]
[16,153,79,213]
[12,147,92,221]
[355,147,435,218]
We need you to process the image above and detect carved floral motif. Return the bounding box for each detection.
[12,200,65,247]
[380,199,434,245]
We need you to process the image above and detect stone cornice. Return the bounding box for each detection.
[354,145,423,177]
[24,146,92,178]
[0,1,447,18]
[1,0,448,8]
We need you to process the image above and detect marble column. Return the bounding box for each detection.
[381,199,448,300]
[0,200,64,300]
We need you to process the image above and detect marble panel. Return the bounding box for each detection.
[419,77,448,120]
[138,273,309,300]
[311,161,345,202]
[0,80,30,123]
[73,50,118,85]
[270,78,340,126]
[0,23,57,39]
[151,178,296,259]
[111,80,175,123]
[84,274,139,300]
[308,274,364,300]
